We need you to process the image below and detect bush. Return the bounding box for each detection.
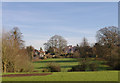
[68,63,87,72]
[68,58,98,72]
[80,63,87,71]
[68,63,98,72]
[113,62,120,70]
[47,62,61,72]
[110,60,120,70]
[107,54,120,70]
[106,46,120,70]
[69,65,81,71]
[89,63,98,71]
[14,54,34,72]
[42,68,49,72]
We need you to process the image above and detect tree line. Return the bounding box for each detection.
[44,26,120,70]
[1,26,120,73]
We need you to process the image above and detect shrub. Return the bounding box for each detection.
[70,65,81,71]
[42,68,49,72]
[89,63,98,71]
[113,63,120,70]
[47,62,61,72]
[111,60,120,70]
[68,63,87,72]
[107,54,120,70]
[80,63,87,71]
[14,55,34,72]
[68,58,98,72]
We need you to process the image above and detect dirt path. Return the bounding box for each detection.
[2,73,52,77]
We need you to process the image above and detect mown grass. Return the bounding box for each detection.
[2,58,119,81]
[33,58,111,72]
[33,58,78,72]
[2,71,118,81]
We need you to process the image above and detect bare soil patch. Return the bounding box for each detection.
[2,73,52,77]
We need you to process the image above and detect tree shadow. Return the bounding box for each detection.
[97,66,112,71]
[33,60,77,63]
[35,65,75,69]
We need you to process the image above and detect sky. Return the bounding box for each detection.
[2,0,120,2]
[2,2,118,50]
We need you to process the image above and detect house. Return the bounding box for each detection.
[33,49,46,59]
[64,45,76,54]
[33,49,39,59]
[39,51,45,58]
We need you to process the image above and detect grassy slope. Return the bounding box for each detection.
[33,58,111,72]
[2,58,119,81]
[33,58,78,72]
[2,71,118,81]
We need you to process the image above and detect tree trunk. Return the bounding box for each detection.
[3,62,7,73]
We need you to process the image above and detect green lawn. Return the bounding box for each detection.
[2,58,119,81]
[2,71,118,81]
[33,58,78,72]
[33,58,111,72]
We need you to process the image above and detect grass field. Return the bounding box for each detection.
[2,71,118,81]
[33,58,111,72]
[33,58,78,72]
[2,58,119,81]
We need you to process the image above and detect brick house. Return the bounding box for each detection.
[64,45,76,54]
[33,49,45,59]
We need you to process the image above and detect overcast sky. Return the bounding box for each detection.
[2,2,118,50]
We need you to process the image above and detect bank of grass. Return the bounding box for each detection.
[2,58,119,81]
[33,58,111,72]
[2,71,118,81]
[2,58,112,74]
[33,58,78,72]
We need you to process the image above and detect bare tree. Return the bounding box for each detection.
[26,46,34,60]
[80,37,89,47]
[40,47,43,51]
[79,37,92,58]
[93,43,105,58]
[2,31,19,72]
[2,28,33,73]
[96,26,120,46]
[10,27,24,48]
[44,35,67,51]
[96,26,120,57]
[2,32,10,73]
[96,26,120,69]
